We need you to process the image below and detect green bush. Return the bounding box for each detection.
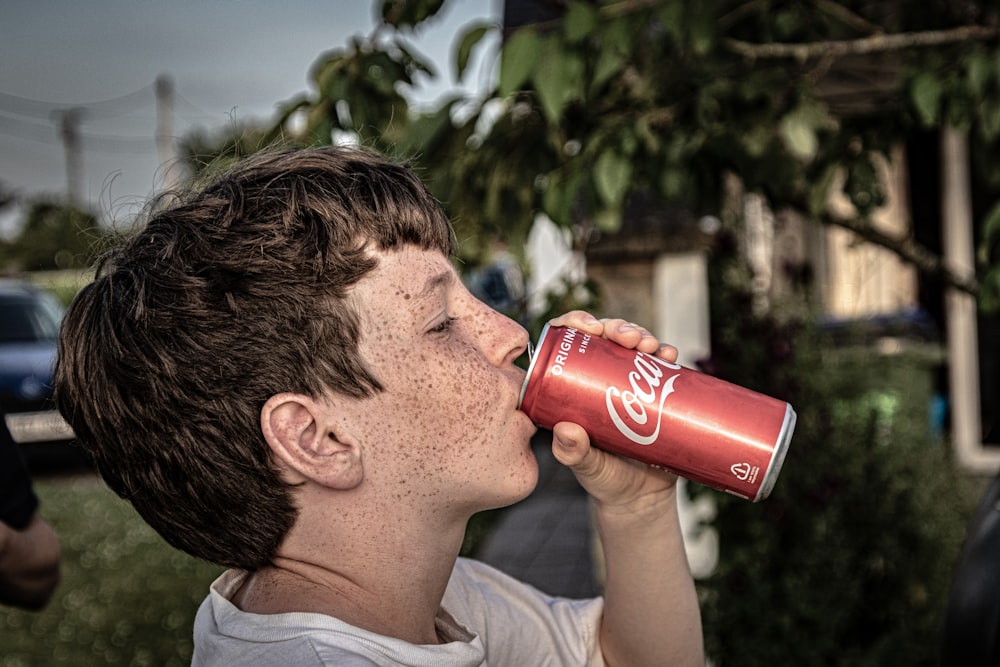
[0,476,223,666]
[696,242,984,666]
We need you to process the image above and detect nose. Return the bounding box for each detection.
[470,296,529,368]
[498,313,530,368]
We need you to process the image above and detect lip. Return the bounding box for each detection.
[510,374,537,432]
[505,367,527,400]
[518,409,539,441]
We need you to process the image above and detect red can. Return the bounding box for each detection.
[519,324,795,501]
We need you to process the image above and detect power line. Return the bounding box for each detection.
[0,111,59,145]
[0,109,156,154]
[0,84,157,121]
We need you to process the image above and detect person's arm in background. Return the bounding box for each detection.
[0,418,61,610]
[0,514,61,610]
[548,312,704,667]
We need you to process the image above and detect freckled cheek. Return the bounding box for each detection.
[406,367,501,427]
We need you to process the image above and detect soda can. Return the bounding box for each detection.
[519,324,795,502]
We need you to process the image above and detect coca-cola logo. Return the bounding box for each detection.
[605,352,681,445]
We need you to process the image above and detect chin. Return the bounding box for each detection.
[489,453,540,511]
[513,452,541,501]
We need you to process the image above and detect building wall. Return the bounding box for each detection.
[822,145,918,317]
[586,258,656,326]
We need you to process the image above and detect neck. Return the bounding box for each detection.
[233,487,470,645]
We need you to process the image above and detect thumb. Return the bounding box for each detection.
[551,422,598,472]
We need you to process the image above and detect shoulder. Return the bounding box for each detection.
[446,558,605,625]
[446,557,542,603]
[444,559,606,666]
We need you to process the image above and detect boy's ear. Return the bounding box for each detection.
[260,393,363,490]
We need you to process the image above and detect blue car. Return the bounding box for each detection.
[0,280,79,467]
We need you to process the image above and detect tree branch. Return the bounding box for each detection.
[808,206,980,296]
[726,24,999,60]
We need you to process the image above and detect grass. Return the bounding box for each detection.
[0,474,224,666]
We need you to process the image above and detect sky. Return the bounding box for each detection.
[0,0,501,233]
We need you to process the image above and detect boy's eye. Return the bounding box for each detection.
[431,316,457,334]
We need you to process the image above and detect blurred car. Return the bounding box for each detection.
[0,279,80,468]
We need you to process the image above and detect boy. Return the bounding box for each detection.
[55,146,702,665]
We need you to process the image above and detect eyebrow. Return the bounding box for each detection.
[414,270,454,303]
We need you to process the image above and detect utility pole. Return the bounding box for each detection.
[58,107,84,205]
[155,74,180,191]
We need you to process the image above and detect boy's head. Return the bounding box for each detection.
[55,146,454,570]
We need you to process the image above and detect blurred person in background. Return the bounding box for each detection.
[54,146,703,666]
[0,417,61,610]
[466,235,526,320]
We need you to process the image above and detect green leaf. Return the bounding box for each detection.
[542,168,583,226]
[315,54,350,100]
[592,39,626,92]
[966,49,992,97]
[590,18,630,94]
[594,149,632,207]
[484,164,504,220]
[307,115,334,146]
[541,173,566,224]
[910,72,942,127]
[364,51,405,95]
[994,45,1000,89]
[807,165,839,218]
[499,28,540,96]
[979,266,1000,312]
[779,111,818,161]
[564,2,597,44]
[844,154,883,216]
[395,100,456,155]
[981,101,1000,142]
[946,94,974,130]
[741,125,772,158]
[533,35,583,124]
[982,199,1000,244]
[381,0,446,29]
[659,167,687,201]
[393,39,436,78]
[779,101,829,161]
[686,1,716,55]
[593,206,623,232]
[635,114,660,152]
[455,23,493,82]
[658,1,684,44]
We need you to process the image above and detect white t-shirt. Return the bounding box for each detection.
[192,557,606,666]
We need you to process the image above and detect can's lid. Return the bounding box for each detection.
[754,402,796,501]
[518,322,552,410]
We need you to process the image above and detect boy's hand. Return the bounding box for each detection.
[545,311,681,513]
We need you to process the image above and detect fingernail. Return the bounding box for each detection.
[553,432,574,449]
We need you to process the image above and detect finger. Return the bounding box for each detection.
[656,342,680,364]
[603,319,662,353]
[549,313,671,357]
[548,310,603,334]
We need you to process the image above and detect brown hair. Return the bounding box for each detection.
[55,146,453,569]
